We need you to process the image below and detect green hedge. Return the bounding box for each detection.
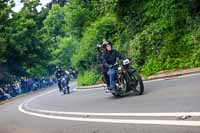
[77,69,101,86]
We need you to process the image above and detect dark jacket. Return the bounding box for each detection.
[102,49,125,69]
[97,52,104,65]
[0,88,4,95]
[97,52,106,73]
[55,69,67,79]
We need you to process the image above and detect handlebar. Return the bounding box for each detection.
[108,63,118,69]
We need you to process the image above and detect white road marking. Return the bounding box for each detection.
[19,103,200,126]
[20,89,200,117]
[18,73,200,126]
[24,108,200,117]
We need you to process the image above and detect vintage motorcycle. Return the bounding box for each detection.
[109,59,144,97]
[59,75,70,94]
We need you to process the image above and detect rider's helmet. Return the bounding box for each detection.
[96,42,106,53]
[96,43,102,51]
[102,41,112,50]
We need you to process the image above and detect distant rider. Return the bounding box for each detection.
[55,66,70,92]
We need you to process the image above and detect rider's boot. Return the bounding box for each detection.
[104,86,110,93]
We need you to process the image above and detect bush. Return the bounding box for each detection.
[142,57,162,76]
[77,69,101,86]
[71,13,118,71]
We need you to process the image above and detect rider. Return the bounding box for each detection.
[96,43,110,90]
[102,41,125,92]
[55,66,70,92]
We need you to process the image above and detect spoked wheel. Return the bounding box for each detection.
[111,92,120,97]
[129,71,144,95]
[112,77,127,97]
[61,81,67,94]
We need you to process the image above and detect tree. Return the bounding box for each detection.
[43,4,65,41]
[47,0,68,8]
[51,36,79,67]
[0,0,14,63]
[4,0,51,77]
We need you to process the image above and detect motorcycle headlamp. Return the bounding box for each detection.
[118,66,122,71]
[122,59,130,65]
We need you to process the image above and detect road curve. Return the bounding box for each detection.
[0,74,200,133]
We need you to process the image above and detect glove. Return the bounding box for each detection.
[108,65,113,68]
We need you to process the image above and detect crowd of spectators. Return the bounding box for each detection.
[0,77,56,102]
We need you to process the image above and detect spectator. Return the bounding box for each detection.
[14,81,21,95]
[0,87,11,101]
[7,84,17,97]
[20,77,28,93]
[26,78,34,92]
[0,76,55,102]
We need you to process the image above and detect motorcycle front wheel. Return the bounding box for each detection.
[111,77,127,97]
[63,87,66,94]
[61,82,67,94]
[128,70,144,95]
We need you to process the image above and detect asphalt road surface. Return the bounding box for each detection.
[0,73,200,133]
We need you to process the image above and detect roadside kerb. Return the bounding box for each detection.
[78,67,200,89]
[78,84,105,89]
[148,67,200,80]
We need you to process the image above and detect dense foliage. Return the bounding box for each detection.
[0,0,199,85]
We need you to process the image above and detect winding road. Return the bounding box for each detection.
[0,73,200,133]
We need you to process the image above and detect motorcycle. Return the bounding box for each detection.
[59,75,70,94]
[109,59,144,97]
[68,70,78,79]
